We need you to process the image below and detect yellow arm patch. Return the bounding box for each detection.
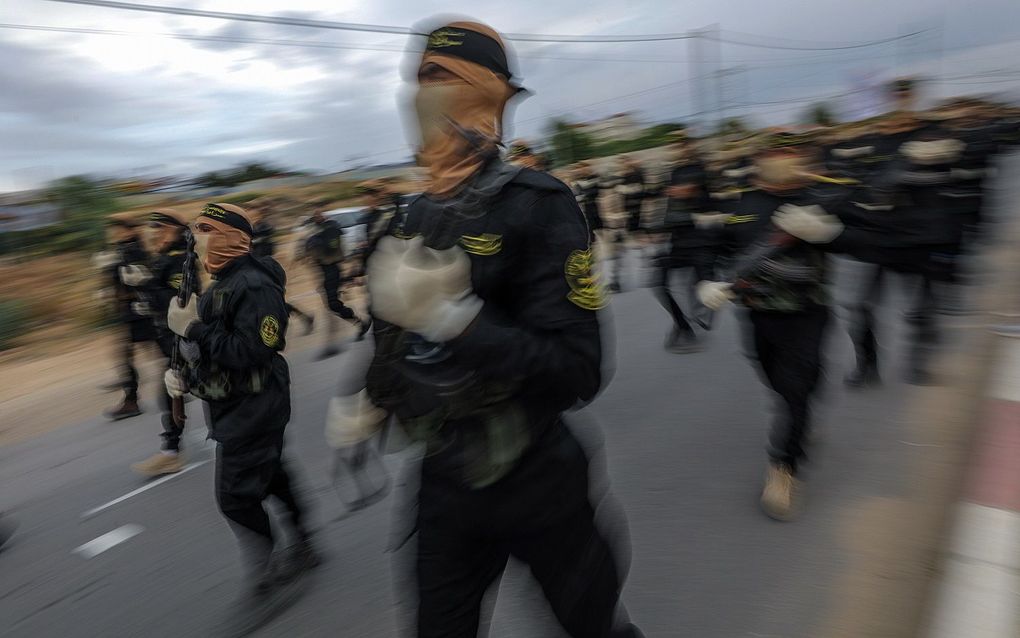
[459,233,503,256]
[168,273,183,290]
[260,315,281,348]
[565,248,607,310]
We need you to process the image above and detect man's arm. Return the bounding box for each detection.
[188,283,287,370]
[447,190,604,405]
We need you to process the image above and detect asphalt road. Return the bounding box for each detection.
[0,189,1008,637]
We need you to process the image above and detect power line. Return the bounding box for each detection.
[0,22,916,68]
[38,0,930,48]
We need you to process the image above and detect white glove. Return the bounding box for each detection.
[696,281,734,311]
[692,212,730,229]
[164,369,187,398]
[367,236,483,342]
[92,250,119,270]
[324,390,388,448]
[772,204,844,244]
[167,293,200,337]
[131,301,151,316]
[899,139,965,166]
[119,265,152,287]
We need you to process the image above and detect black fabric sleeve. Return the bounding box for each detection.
[188,282,288,370]
[447,190,604,405]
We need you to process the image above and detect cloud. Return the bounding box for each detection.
[4,0,1020,191]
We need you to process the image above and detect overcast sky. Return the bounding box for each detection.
[3,0,1020,192]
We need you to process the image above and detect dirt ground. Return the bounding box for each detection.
[0,255,365,447]
[0,162,657,448]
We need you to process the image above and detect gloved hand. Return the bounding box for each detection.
[772,204,844,244]
[692,212,730,229]
[696,280,735,310]
[130,301,151,316]
[92,250,119,270]
[164,369,187,398]
[367,236,483,342]
[119,265,152,287]
[167,293,200,337]
[324,390,388,448]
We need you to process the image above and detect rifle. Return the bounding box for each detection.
[170,229,197,428]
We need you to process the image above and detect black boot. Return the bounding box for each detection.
[300,313,315,336]
[105,398,143,421]
[666,327,700,354]
[844,360,880,389]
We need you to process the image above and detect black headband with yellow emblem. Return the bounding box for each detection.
[760,131,816,151]
[425,27,512,80]
[199,203,254,236]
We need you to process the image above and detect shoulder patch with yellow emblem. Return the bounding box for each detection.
[260,315,281,348]
[459,233,502,256]
[565,248,606,310]
[168,273,183,290]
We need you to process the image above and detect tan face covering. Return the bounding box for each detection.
[754,153,810,192]
[142,223,182,254]
[196,219,251,274]
[414,52,516,198]
[107,225,136,245]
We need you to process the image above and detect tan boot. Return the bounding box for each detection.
[761,463,799,521]
[131,452,184,476]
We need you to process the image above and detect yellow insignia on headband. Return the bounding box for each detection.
[428,29,465,48]
[202,204,228,220]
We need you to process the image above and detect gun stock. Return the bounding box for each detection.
[170,229,197,429]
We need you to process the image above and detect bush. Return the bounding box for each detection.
[0,298,31,350]
[218,192,265,205]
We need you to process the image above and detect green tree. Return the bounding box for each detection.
[46,176,122,250]
[716,117,752,138]
[547,120,595,167]
[803,102,837,127]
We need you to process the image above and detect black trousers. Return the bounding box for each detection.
[846,263,886,371]
[319,263,357,321]
[216,430,306,551]
[146,335,183,451]
[624,205,642,233]
[415,423,639,638]
[651,248,715,335]
[749,306,830,474]
[120,320,155,402]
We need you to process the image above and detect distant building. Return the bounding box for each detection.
[0,192,60,232]
[575,113,643,142]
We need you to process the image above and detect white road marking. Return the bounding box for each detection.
[989,339,1020,403]
[926,503,1020,638]
[73,525,144,559]
[81,460,210,518]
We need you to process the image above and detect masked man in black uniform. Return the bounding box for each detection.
[654,129,726,352]
[696,130,867,521]
[164,203,319,635]
[302,203,368,358]
[339,20,642,638]
[103,212,156,421]
[130,209,197,475]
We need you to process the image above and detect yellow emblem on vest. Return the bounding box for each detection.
[428,29,465,49]
[260,315,281,348]
[168,273,183,290]
[459,233,502,256]
[565,248,606,310]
